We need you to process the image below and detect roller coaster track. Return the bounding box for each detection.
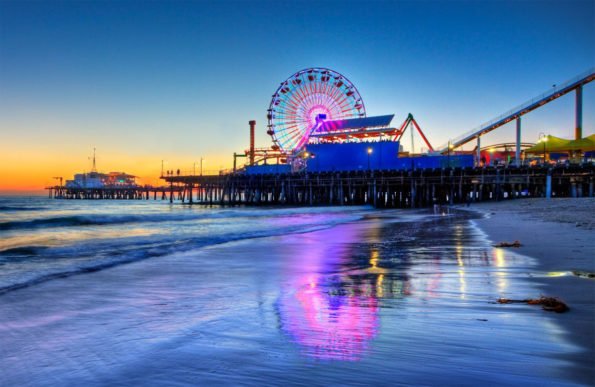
[438,68,595,154]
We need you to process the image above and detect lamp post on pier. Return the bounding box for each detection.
[200,157,204,176]
[539,133,548,165]
[488,148,495,166]
[367,147,373,171]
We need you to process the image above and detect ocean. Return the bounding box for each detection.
[0,196,580,385]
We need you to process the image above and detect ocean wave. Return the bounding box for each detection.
[0,212,219,231]
[0,207,367,231]
[0,215,142,230]
[0,246,50,256]
[0,205,47,212]
[0,254,151,295]
[0,212,364,295]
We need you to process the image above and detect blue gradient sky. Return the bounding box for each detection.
[0,0,593,189]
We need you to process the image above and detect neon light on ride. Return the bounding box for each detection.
[267,68,366,154]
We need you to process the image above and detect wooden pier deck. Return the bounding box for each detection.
[47,165,594,208]
[159,165,594,208]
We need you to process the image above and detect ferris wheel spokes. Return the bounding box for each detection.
[267,68,366,154]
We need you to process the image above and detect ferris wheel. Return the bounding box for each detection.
[267,68,366,154]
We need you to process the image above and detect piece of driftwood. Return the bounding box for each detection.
[493,240,522,248]
[572,270,595,279]
[497,297,569,313]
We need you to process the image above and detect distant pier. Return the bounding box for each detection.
[46,186,184,201]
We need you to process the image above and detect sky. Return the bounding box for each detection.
[0,0,593,193]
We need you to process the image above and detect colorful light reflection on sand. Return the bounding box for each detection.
[279,274,379,361]
[276,228,381,361]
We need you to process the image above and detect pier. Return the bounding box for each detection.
[46,185,184,201]
[158,165,594,208]
[47,166,594,208]
[46,69,594,207]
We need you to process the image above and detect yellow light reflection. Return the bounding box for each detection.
[494,248,505,268]
[458,269,467,298]
[456,247,464,267]
[376,274,384,298]
[546,271,571,277]
[456,242,466,299]
[493,248,508,293]
[368,250,387,276]
[370,250,379,269]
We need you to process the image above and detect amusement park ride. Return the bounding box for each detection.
[236,67,435,172]
[236,66,594,172]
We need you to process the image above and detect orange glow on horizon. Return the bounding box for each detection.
[0,146,234,194]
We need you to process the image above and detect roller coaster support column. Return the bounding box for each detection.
[575,85,583,140]
[476,137,481,167]
[546,168,552,199]
[516,117,521,167]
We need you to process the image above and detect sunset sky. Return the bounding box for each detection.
[1,0,593,193]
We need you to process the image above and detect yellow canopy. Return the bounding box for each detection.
[526,134,595,154]
[525,135,572,154]
[565,134,595,152]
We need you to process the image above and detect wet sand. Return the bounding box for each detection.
[458,198,595,385]
[0,208,586,386]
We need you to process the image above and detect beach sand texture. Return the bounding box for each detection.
[466,198,595,385]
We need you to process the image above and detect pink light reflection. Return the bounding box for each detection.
[279,276,378,361]
[277,226,379,361]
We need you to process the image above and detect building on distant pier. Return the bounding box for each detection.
[65,171,138,189]
[64,149,139,189]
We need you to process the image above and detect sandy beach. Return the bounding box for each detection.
[1,197,593,385]
[460,198,595,385]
